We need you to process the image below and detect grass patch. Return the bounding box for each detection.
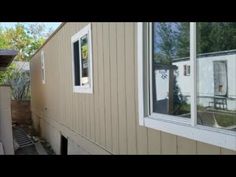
[215,114,236,127]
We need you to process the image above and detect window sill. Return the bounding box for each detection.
[142,117,236,151]
[73,86,93,94]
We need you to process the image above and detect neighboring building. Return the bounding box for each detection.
[30,23,236,154]
[14,61,30,72]
[172,51,236,111]
[0,49,17,155]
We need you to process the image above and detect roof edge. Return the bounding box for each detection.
[0,50,18,56]
[30,22,66,59]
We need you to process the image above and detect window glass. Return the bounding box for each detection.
[80,34,89,86]
[72,24,93,93]
[152,22,191,118]
[73,41,80,86]
[197,22,236,131]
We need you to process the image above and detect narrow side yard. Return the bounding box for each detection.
[13,122,55,155]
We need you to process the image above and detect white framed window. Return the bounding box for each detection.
[137,22,236,151]
[184,65,190,76]
[71,23,93,94]
[41,50,46,84]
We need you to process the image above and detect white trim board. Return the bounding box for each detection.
[41,50,46,84]
[137,22,236,151]
[71,23,93,94]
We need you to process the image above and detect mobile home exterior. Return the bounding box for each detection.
[172,52,236,111]
[30,23,236,154]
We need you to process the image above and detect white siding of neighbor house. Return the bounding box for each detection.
[174,54,236,110]
[30,23,236,154]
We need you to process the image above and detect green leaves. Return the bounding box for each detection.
[0,23,49,100]
[0,63,16,85]
[153,22,190,64]
[0,23,47,61]
[154,22,236,62]
[197,22,236,54]
[5,69,30,100]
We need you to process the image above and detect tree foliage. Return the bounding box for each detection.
[154,22,236,63]
[0,63,16,85]
[197,22,236,53]
[0,23,50,61]
[0,23,51,100]
[5,69,30,100]
[153,22,236,114]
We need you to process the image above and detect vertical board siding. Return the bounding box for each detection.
[63,25,72,129]
[93,23,100,144]
[103,23,112,152]
[30,22,235,155]
[147,128,161,154]
[134,24,148,154]
[161,132,177,154]
[125,23,137,154]
[97,23,106,147]
[177,136,197,154]
[109,23,119,154]
[220,148,236,154]
[68,24,77,132]
[117,23,128,154]
[88,23,96,142]
[197,142,221,154]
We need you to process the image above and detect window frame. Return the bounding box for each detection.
[137,22,236,151]
[41,50,46,84]
[71,23,93,94]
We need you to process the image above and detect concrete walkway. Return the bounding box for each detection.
[15,145,38,155]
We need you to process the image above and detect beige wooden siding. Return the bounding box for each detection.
[177,136,197,154]
[97,23,106,147]
[147,129,161,154]
[125,23,137,154]
[197,142,221,154]
[30,22,236,154]
[117,23,128,154]
[134,25,148,154]
[109,23,119,154]
[92,23,100,144]
[103,23,112,152]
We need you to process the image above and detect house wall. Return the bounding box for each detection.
[30,22,236,154]
[0,86,14,154]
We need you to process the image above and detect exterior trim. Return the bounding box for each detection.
[137,23,144,126]
[71,23,93,94]
[41,50,46,84]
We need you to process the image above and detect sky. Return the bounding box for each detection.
[0,22,61,33]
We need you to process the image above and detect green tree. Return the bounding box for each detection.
[2,24,32,61]
[154,22,236,59]
[176,22,190,58]
[0,27,8,48]
[154,23,178,64]
[197,22,236,54]
[0,23,47,61]
[0,23,49,99]
[0,63,16,85]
